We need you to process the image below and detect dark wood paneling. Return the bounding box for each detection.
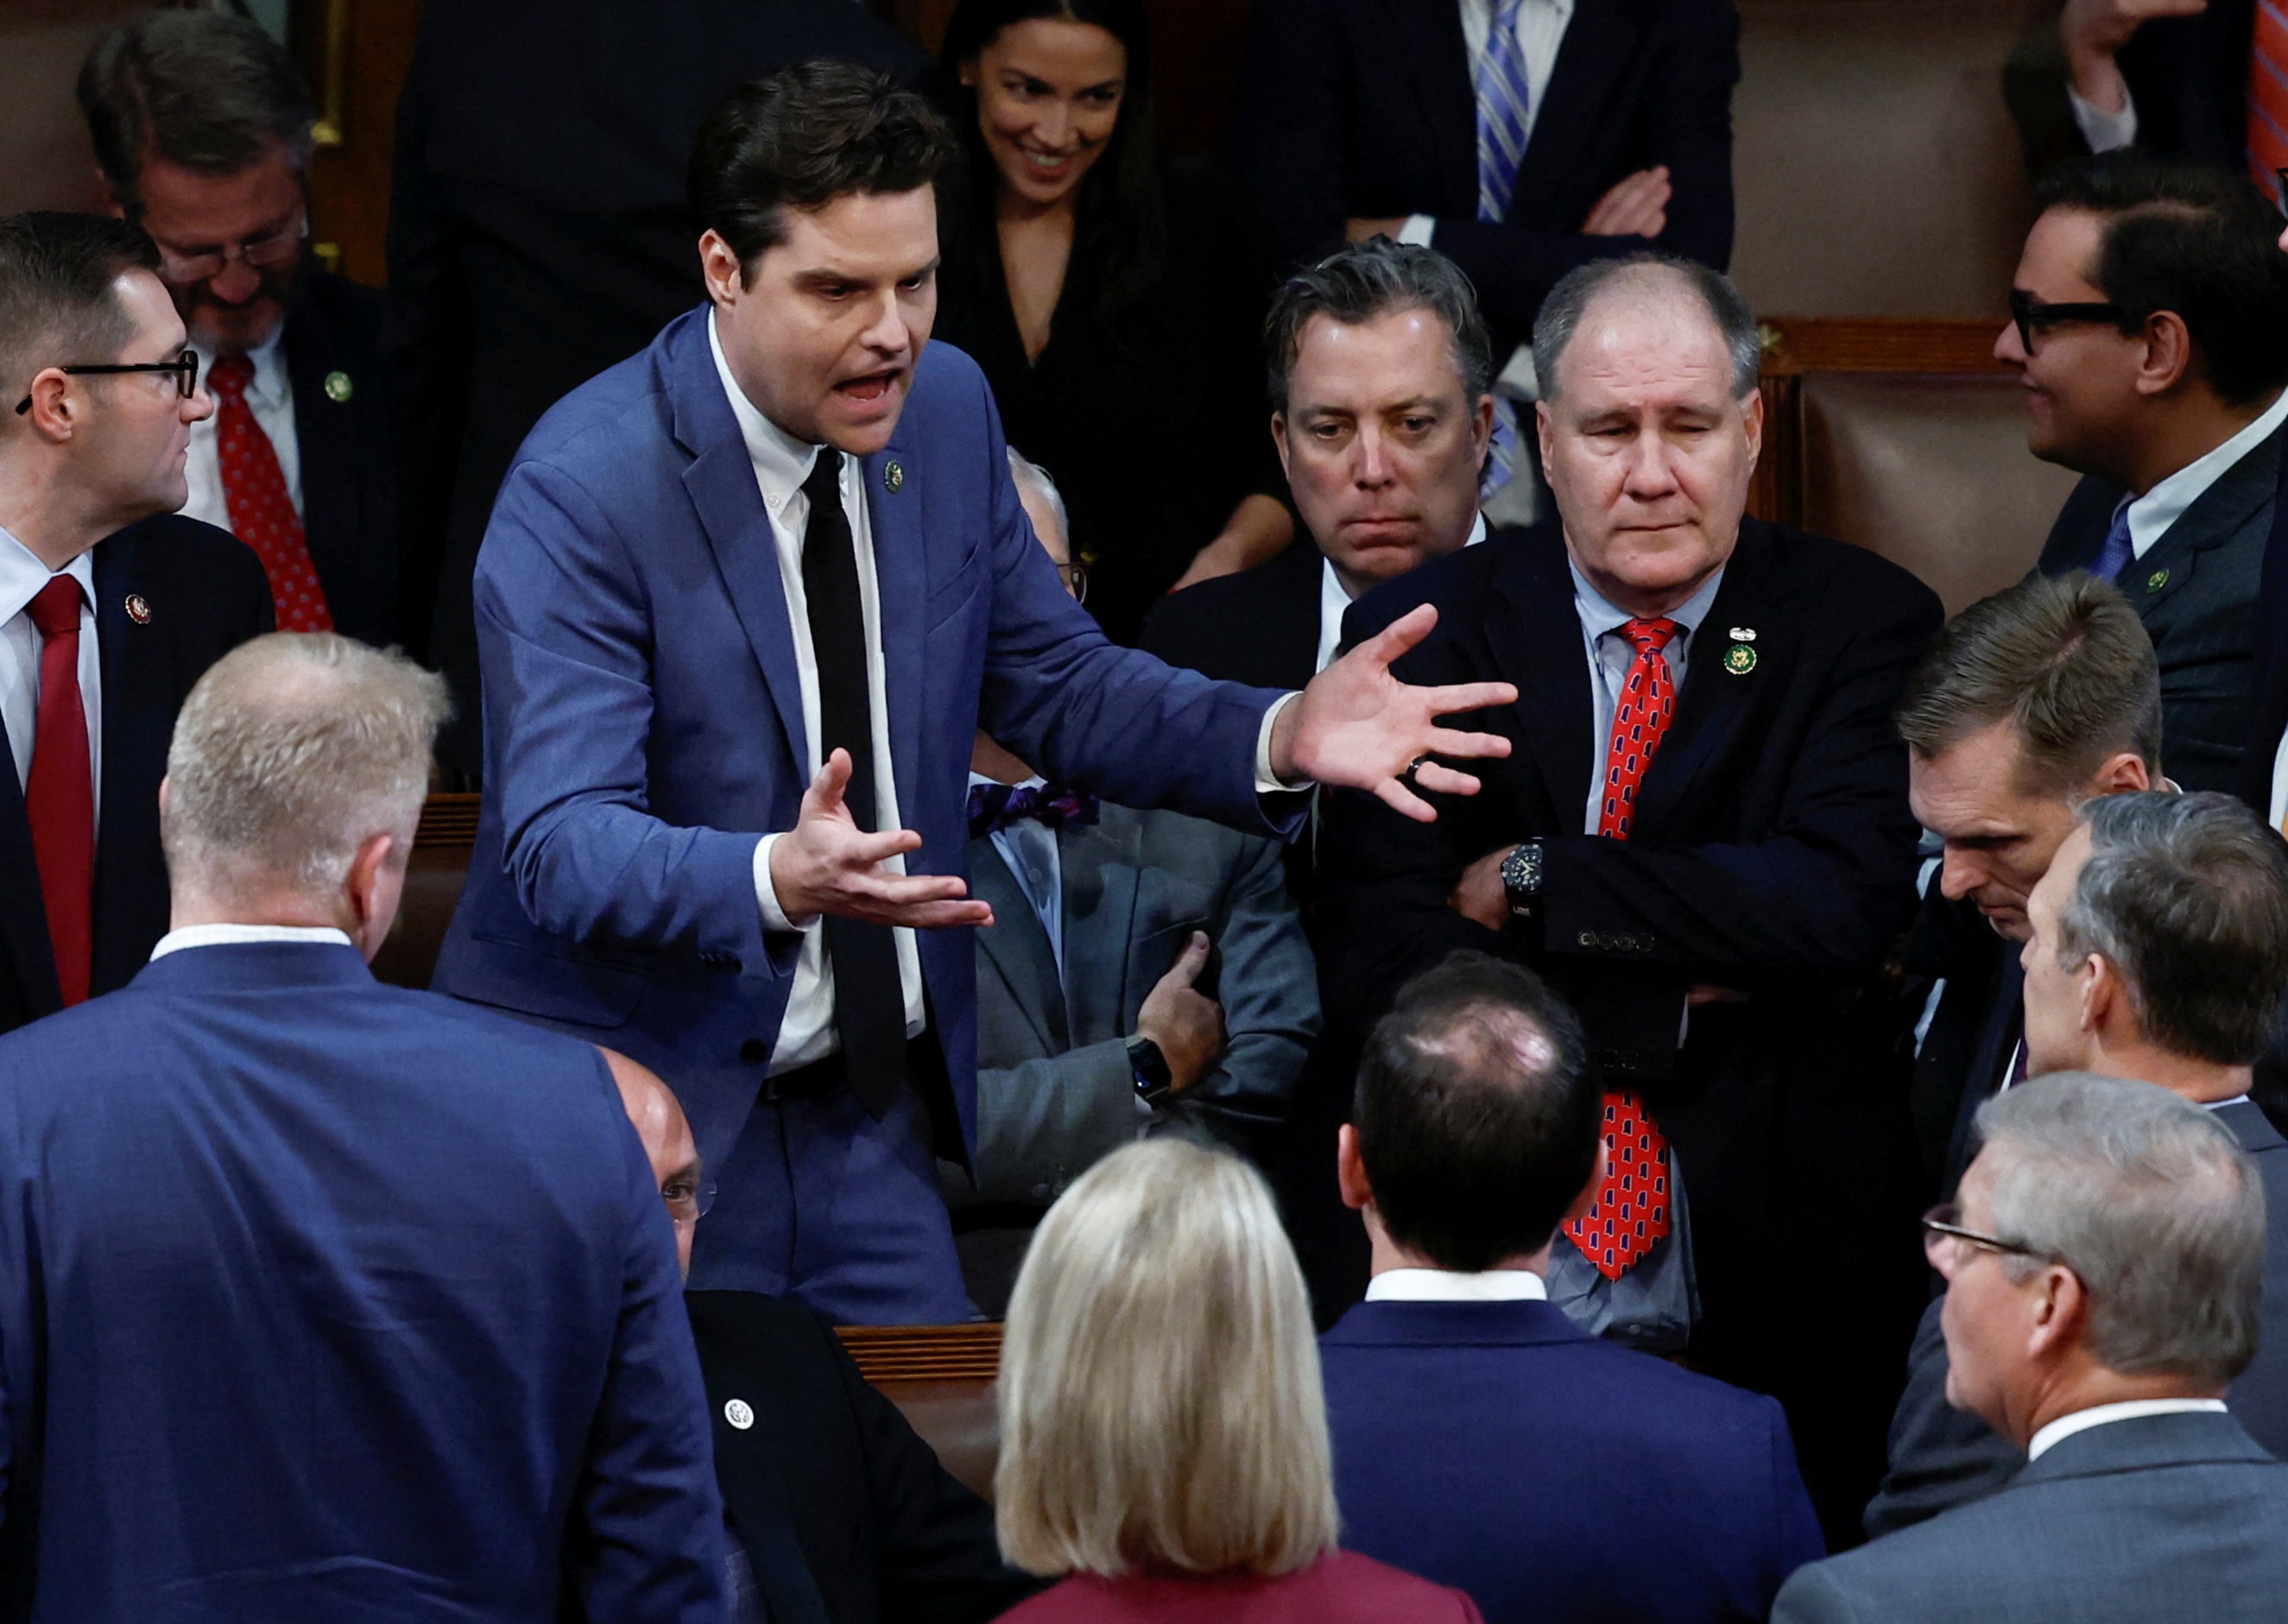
[296,0,425,286]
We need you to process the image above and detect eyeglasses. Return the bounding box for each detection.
[1921,1203,2043,1266]
[2008,288,2139,354]
[1056,560,1089,603]
[665,1174,719,1229]
[14,348,200,416]
[142,211,309,288]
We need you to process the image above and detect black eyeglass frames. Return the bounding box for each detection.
[2007,289,2139,355]
[1920,1203,2044,1265]
[14,349,201,416]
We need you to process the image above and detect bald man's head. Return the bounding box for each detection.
[604,1048,704,1276]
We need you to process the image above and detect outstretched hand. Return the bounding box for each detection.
[768,749,994,930]
[1272,603,1517,822]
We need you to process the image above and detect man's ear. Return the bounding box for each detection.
[2133,310,2196,397]
[1563,1140,1608,1223]
[1271,412,1293,482]
[1336,1122,1374,1213]
[2026,1263,2088,1361]
[1740,382,1765,467]
[2091,751,2152,795]
[698,229,746,307]
[93,169,127,220]
[2082,952,2123,1038]
[1534,397,1557,484]
[1470,391,1495,463]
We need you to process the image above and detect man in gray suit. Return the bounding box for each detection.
[942,452,1318,1312]
[2008,154,2288,793]
[1866,790,2288,1536]
[1781,1073,2287,1622]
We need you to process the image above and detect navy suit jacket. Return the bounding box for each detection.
[1322,1299,1823,1623]
[0,942,724,1622]
[0,515,270,1034]
[433,309,1293,1192]
[285,270,399,648]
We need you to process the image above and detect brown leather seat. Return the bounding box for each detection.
[1794,371,2082,616]
[882,1381,1002,1502]
[370,841,471,990]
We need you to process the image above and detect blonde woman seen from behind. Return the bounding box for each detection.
[990,1139,1484,1623]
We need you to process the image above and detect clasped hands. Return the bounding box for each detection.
[770,604,1515,932]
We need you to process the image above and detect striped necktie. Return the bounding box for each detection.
[2249,1,2288,195]
[1475,0,1534,496]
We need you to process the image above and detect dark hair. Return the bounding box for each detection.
[689,61,958,287]
[0,212,161,408]
[1896,572,2163,793]
[1352,951,1597,1272]
[2033,154,2288,407]
[78,10,316,206]
[1264,237,1496,415]
[939,0,1165,339]
[1533,252,1762,401]
[2057,792,2288,1066]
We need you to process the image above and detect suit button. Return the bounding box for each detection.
[1577,931,1597,948]
[1640,935,1655,951]
[740,1039,768,1065]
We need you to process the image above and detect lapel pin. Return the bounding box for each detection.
[723,1398,755,1430]
[2146,567,2170,594]
[124,594,151,625]
[1723,641,1757,676]
[883,459,905,493]
[1727,627,1756,641]
[323,370,353,404]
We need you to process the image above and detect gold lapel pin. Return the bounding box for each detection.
[1723,641,1757,675]
[2146,568,2170,594]
[883,460,905,493]
[323,370,353,403]
[1728,626,1756,641]
[124,594,151,625]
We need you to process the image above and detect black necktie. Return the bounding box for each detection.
[800,452,907,1118]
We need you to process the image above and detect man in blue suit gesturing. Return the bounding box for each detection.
[433,62,1515,1322]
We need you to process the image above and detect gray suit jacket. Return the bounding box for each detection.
[1780,1411,2288,1623]
[941,800,1316,1244]
[1863,1096,2288,1537]
[2038,423,2284,794]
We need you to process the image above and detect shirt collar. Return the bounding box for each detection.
[193,324,290,412]
[1570,555,1727,642]
[2126,386,2288,559]
[967,769,1046,793]
[2025,1397,2228,1461]
[707,308,831,506]
[1363,1267,1549,1304]
[150,922,355,960]
[0,526,97,628]
[1316,512,1489,673]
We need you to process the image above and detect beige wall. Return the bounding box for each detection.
[0,1,150,217]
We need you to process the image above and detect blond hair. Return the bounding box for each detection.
[994,1138,1340,1578]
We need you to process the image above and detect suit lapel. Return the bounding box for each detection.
[89,534,169,995]
[0,704,57,1017]
[862,433,924,833]
[1387,0,1481,212]
[672,322,808,775]
[2129,423,2284,621]
[970,837,1069,1050]
[1068,811,1142,1045]
[1628,524,1779,840]
[281,294,355,615]
[1508,0,1638,228]
[1488,534,1593,825]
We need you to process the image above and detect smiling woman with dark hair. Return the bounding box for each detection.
[932,0,1293,643]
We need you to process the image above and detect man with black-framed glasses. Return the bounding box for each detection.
[78,9,399,648]
[0,209,271,1036]
[2002,153,2288,794]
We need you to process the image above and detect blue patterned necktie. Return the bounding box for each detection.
[1475,0,1535,496]
[2089,501,2134,584]
[966,781,1100,840]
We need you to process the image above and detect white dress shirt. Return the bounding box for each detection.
[151,922,353,958]
[1364,1266,1550,1303]
[180,328,301,534]
[970,770,1064,985]
[2026,1396,2228,1462]
[709,313,927,1074]
[1315,514,1491,674]
[2117,386,2288,561]
[0,528,102,829]
[2068,85,2141,156]
[1571,560,1727,834]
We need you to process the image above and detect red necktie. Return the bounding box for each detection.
[23,578,93,1006]
[208,353,332,634]
[1563,616,1680,1279]
[2249,2,2288,193]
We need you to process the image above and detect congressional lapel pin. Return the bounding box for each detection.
[124,594,151,625]
[2146,567,2171,594]
[1724,628,1757,675]
[1727,627,1756,641]
[883,459,905,493]
[323,370,353,404]
[724,1398,755,1430]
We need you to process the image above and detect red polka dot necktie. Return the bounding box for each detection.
[208,353,332,633]
[23,578,92,1006]
[1563,616,1679,1279]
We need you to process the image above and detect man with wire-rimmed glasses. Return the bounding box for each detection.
[78,9,399,648]
[0,209,271,1035]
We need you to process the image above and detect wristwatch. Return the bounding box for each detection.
[1500,839,1545,919]
[1128,1037,1173,1104]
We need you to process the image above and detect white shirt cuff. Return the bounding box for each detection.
[1255,692,1310,792]
[1397,214,1438,248]
[2069,84,2138,153]
[752,833,815,932]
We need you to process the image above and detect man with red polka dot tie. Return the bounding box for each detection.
[1318,252,1945,1545]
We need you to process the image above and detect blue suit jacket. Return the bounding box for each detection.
[1320,1298,1823,1624]
[433,308,1291,1181]
[0,943,724,1623]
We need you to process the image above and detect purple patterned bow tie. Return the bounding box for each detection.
[966,781,1100,839]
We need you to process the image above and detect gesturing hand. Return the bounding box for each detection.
[1581,166,1671,238]
[1273,603,1518,822]
[1135,931,1224,1095]
[768,749,995,930]
[2061,0,2206,112]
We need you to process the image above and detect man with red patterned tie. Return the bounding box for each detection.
[2061,0,2288,186]
[78,10,396,645]
[0,212,272,1034]
[1316,254,1943,1545]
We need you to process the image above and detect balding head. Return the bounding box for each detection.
[605,1049,704,1276]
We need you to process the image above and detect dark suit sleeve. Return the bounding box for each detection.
[812,1317,1042,1623]
[1179,828,1318,1149]
[1861,1296,2022,1539]
[1770,1563,1868,1624]
[566,1070,730,1622]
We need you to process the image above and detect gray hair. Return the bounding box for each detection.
[2058,792,2288,1066]
[162,634,449,899]
[1264,237,1496,415]
[1006,447,1068,552]
[1531,252,1761,401]
[78,10,318,204]
[1975,1073,2264,1387]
